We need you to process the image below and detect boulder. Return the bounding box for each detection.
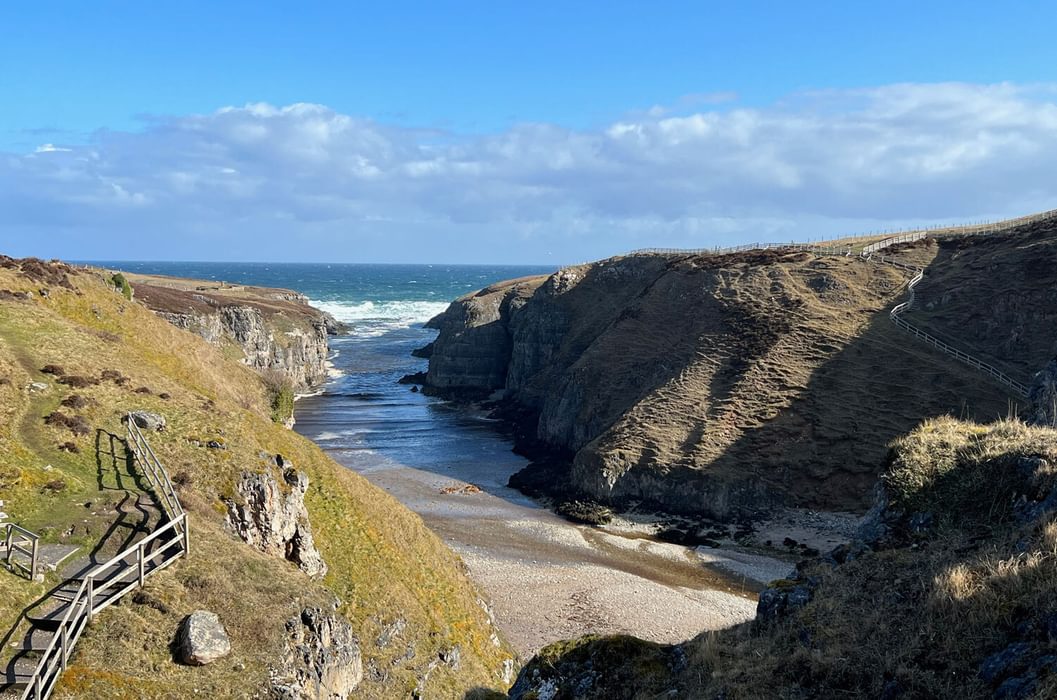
[175,611,231,666]
[271,607,362,699]
[127,410,166,432]
[226,468,327,578]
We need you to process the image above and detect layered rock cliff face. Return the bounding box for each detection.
[128,274,339,392]
[426,246,1015,518]
[273,606,363,699]
[226,464,328,579]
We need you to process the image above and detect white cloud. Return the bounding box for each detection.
[33,143,72,153]
[3,82,1057,262]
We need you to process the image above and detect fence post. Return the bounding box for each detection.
[87,576,95,621]
[138,540,145,587]
[61,623,69,670]
[31,537,39,581]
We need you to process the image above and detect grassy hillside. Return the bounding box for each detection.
[430,243,1014,517]
[0,256,512,698]
[511,417,1057,699]
[903,217,1057,384]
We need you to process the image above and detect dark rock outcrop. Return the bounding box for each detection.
[225,468,327,579]
[271,606,363,700]
[1027,357,1057,427]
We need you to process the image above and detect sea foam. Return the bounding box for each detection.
[310,299,449,326]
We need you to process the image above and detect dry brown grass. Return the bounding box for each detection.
[514,418,1057,699]
[463,244,1012,516]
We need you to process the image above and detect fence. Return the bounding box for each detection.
[867,245,1029,398]
[627,207,1057,259]
[3,524,40,581]
[19,414,189,700]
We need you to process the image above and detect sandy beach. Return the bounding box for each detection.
[348,444,795,657]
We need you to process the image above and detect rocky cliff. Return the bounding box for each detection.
[124,272,340,392]
[425,244,1017,519]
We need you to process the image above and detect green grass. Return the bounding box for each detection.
[0,260,513,698]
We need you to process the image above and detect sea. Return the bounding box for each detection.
[86,262,556,473]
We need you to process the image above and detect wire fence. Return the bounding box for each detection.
[627,207,1057,258]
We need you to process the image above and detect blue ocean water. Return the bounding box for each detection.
[89,261,555,473]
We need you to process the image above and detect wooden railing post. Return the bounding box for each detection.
[61,624,69,670]
[30,537,38,581]
[183,517,190,558]
[138,541,145,587]
[86,576,95,621]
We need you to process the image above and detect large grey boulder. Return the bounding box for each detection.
[225,467,327,579]
[271,607,362,699]
[176,611,231,666]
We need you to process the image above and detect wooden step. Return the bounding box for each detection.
[25,553,178,629]
[16,627,56,653]
[0,656,39,692]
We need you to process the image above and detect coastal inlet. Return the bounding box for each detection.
[289,264,792,656]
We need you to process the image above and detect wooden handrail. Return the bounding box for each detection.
[864,244,1030,397]
[4,523,40,581]
[20,416,189,700]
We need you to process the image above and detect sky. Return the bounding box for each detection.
[3,2,1057,264]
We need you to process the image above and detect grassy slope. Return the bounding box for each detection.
[493,246,1011,514]
[903,217,1057,384]
[515,417,1057,699]
[0,259,511,698]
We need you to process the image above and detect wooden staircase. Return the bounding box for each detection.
[1,414,189,700]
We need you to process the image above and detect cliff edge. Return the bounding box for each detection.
[120,271,341,393]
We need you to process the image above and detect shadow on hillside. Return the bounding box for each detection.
[86,429,164,565]
[603,251,1017,518]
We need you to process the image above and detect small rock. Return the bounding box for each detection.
[439,645,461,670]
[175,611,231,666]
[127,411,166,432]
[28,382,49,393]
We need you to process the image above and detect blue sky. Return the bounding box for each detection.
[3,2,1057,263]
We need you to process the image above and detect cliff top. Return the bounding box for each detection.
[116,270,329,324]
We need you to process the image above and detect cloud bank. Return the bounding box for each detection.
[3,82,1057,263]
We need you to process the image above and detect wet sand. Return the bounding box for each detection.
[337,441,793,657]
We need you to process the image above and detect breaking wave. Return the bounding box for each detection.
[311,299,448,325]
